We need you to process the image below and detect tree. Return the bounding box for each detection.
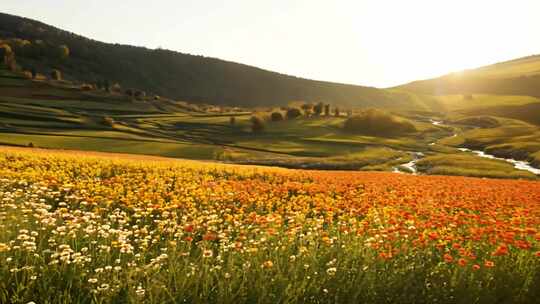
[324,104,330,117]
[334,107,340,117]
[313,102,324,116]
[270,112,284,122]
[50,69,62,80]
[0,44,10,65]
[301,103,313,117]
[57,45,70,60]
[104,80,110,92]
[229,116,236,126]
[286,107,302,120]
[250,115,265,133]
[0,44,17,71]
[30,67,37,79]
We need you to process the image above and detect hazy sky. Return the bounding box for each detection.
[3,0,540,87]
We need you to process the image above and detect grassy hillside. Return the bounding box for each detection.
[0,12,437,110]
[398,55,540,97]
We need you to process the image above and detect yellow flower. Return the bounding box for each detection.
[262,260,274,269]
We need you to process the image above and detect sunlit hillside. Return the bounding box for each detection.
[399,55,540,98]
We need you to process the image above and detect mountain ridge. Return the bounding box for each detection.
[0,12,416,109]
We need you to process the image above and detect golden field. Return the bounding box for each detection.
[0,147,539,303]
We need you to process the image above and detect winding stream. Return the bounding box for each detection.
[393,119,444,173]
[393,118,540,176]
[457,148,540,175]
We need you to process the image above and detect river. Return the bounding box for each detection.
[457,148,540,175]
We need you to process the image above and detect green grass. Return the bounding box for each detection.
[0,133,221,160]
[416,153,537,179]
[1,71,540,178]
[434,94,540,112]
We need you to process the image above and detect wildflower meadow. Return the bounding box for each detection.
[0,147,539,303]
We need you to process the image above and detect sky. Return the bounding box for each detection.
[3,0,540,88]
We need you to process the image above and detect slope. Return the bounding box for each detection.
[0,12,436,110]
[398,55,540,98]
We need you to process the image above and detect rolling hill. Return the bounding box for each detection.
[398,55,540,98]
[0,12,439,110]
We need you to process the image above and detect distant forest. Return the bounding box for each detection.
[0,12,413,108]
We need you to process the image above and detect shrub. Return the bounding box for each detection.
[286,107,302,120]
[101,116,115,127]
[343,109,416,137]
[250,115,265,133]
[270,112,284,122]
[21,70,33,79]
[134,90,146,100]
[229,116,236,125]
[80,84,94,91]
[111,83,122,93]
[324,104,330,116]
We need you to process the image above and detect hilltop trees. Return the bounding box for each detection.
[301,103,313,117]
[286,107,302,120]
[313,102,324,116]
[0,13,404,108]
[324,104,330,116]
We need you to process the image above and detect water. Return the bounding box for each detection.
[458,148,540,175]
[396,152,424,174]
[393,119,442,173]
[430,119,443,126]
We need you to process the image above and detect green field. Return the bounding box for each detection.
[1,65,540,179]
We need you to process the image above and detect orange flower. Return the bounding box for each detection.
[484,260,495,268]
[443,253,453,263]
[428,232,439,240]
[492,244,509,256]
[472,264,480,271]
[458,258,467,267]
[202,232,218,241]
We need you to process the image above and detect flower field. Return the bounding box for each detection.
[0,147,539,304]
